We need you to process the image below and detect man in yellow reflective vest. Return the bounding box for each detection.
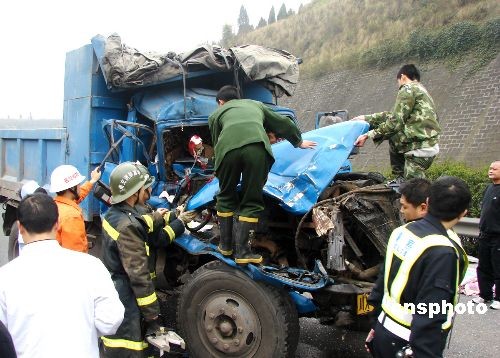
[366,176,470,358]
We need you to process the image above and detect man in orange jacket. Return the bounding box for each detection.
[49,165,101,253]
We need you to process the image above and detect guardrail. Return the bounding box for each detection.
[454,217,480,238]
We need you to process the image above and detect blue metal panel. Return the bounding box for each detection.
[174,235,328,292]
[63,44,128,220]
[187,121,369,214]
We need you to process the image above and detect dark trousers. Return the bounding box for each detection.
[371,321,408,358]
[102,277,152,358]
[216,142,272,219]
[477,234,500,301]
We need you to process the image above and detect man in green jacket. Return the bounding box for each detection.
[353,64,440,179]
[209,85,316,264]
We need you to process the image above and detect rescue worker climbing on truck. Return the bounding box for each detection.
[101,162,185,357]
[209,85,316,264]
[49,164,101,252]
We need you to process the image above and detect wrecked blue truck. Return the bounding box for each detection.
[0,35,401,357]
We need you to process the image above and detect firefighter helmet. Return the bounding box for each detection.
[109,162,149,204]
[135,162,155,189]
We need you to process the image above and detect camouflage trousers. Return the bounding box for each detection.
[389,145,435,179]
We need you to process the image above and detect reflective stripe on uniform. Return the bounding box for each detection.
[102,219,120,241]
[239,215,258,223]
[101,336,148,351]
[150,271,156,279]
[163,225,176,243]
[144,242,150,256]
[163,212,171,223]
[136,292,157,306]
[217,211,234,217]
[142,215,154,233]
[382,226,464,330]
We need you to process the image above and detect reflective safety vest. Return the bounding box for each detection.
[381,225,468,331]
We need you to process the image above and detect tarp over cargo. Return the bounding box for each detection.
[91,34,300,97]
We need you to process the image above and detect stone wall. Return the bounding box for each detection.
[280,55,500,171]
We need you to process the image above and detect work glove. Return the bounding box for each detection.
[178,210,198,224]
[145,317,162,337]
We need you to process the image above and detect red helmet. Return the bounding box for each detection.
[188,135,203,157]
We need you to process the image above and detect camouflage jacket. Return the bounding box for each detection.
[365,82,440,153]
[101,203,165,320]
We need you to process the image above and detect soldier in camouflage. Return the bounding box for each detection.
[353,64,440,179]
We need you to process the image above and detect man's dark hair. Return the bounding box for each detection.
[397,64,420,81]
[399,178,431,206]
[216,85,240,103]
[428,176,471,221]
[17,193,58,234]
[34,187,47,195]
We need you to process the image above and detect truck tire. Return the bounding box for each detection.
[177,260,300,358]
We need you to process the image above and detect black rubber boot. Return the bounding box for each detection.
[233,220,262,265]
[217,215,233,256]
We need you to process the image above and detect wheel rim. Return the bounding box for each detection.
[198,290,261,356]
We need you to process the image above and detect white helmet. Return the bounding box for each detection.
[49,165,86,193]
[20,180,40,199]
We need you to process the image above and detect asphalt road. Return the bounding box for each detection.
[1,210,498,357]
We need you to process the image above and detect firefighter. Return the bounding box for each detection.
[100,162,183,357]
[209,85,316,264]
[367,176,470,358]
[49,164,101,252]
[135,163,197,280]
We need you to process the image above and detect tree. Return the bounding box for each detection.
[298,4,304,13]
[287,8,295,17]
[221,24,235,48]
[277,3,288,21]
[257,17,267,29]
[237,5,253,35]
[268,6,276,24]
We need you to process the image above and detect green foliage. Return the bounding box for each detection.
[425,161,490,218]
[226,0,499,76]
[268,6,276,24]
[257,17,267,29]
[221,24,235,48]
[354,19,500,71]
[277,4,288,21]
[238,5,253,35]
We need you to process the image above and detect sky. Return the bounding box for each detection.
[0,0,310,120]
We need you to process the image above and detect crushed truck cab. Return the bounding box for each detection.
[0,35,402,357]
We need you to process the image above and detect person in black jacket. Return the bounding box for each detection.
[366,178,431,352]
[472,161,500,309]
[366,176,470,358]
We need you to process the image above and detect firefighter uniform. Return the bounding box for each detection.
[136,203,185,280]
[371,214,467,358]
[101,202,165,357]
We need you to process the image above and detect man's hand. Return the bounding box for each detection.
[354,134,368,147]
[156,208,168,216]
[299,140,317,149]
[351,115,366,121]
[90,167,102,184]
[365,328,375,354]
[178,210,198,224]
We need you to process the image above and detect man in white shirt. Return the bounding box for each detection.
[0,193,125,358]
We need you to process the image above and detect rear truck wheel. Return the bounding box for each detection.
[177,260,300,357]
